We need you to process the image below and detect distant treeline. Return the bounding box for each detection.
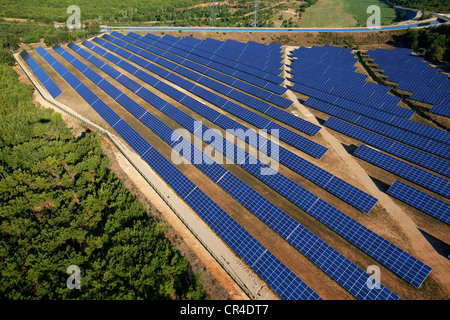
[0,19,101,50]
[403,24,450,63]
[0,0,308,28]
[383,0,450,13]
[0,0,208,23]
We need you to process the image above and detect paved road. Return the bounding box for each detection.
[101,20,443,33]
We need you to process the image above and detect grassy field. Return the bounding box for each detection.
[298,0,397,28]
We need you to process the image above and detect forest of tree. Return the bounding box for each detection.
[383,0,450,13]
[0,26,208,299]
[0,0,304,28]
[403,24,450,63]
[0,0,209,23]
[0,19,101,50]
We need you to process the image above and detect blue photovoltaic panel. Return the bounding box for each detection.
[324,117,450,178]
[112,33,296,115]
[116,32,286,94]
[305,97,450,160]
[63,40,426,290]
[240,154,430,289]
[20,50,62,99]
[354,145,450,198]
[62,43,402,298]
[94,36,327,159]
[387,180,450,225]
[183,189,321,301]
[302,93,450,146]
[48,44,320,301]
[82,38,377,214]
[430,104,450,118]
[367,48,450,111]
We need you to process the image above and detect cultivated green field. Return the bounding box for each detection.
[298,0,397,28]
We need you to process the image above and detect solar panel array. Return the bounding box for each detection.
[166,33,285,80]
[94,36,325,158]
[21,32,441,297]
[354,145,450,199]
[305,97,450,160]
[36,45,322,301]
[291,81,413,119]
[240,155,432,289]
[367,48,450,118]
[57,43,404,299]
[19,50,62,99]
[141,32,285,88]
[429,104,450,118]
[387,180,450,225]
[111,33,304,129]
[324,117,450,178]
[288,46,414,119]
[128,32,285,93]
[64,40,429,291]
[79,39,379,214]
[292,84,450,145]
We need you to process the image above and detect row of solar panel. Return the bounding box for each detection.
[368,49,441,72]
[354,145,450,199]
[239,154,431,289]
[58,43,403,300]
[289,63,365,85]
[291,45,356,62]
[120,33,288,104]
[305,98,450,160]
[291,83,414,119]
[292,66,391,94]
[104,35,293,116]
[142,32,284,83]
[290,54,358,70]
[324,117,450,178]
[387,180,450,225]
[161,34,285,79]
[391,73,449,92]
[80,39,379,215]
[293,82,450,145]
[396,78,449,94]
[290,63,399,101]
[57,40,432,290]
[430,104,450,118]
[126,32,286,94]
[386,69,448,89]
[191,37,285,75]
[20,50,62,99]
[198,37,284,74]
[290,52,357,68]
[41,44,323,301]
[69,40,423,293]
[366,49,449,117]
[96,36,328,159]
[398,82,450,105]
[291,74,401,109]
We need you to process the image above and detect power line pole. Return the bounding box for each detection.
[253,0,259,28]
[210,1,215,27]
